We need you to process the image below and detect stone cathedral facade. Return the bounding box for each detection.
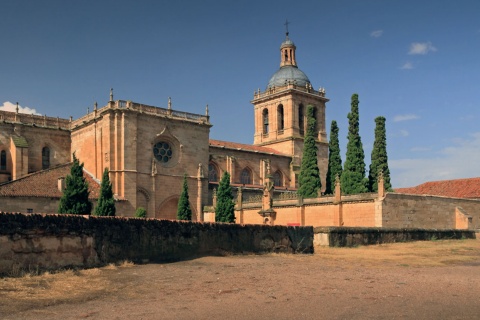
[0,33,330,219]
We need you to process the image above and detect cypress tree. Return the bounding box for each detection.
[215,172,235,223]
[341,94,368,194]
[94,168,116,216]
[368,116,392,192]
[58,153,92,214]
[177,174,192,220]
[298,105,321,198]
[325,120,343,194]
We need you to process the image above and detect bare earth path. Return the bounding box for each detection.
[1,239,479,320]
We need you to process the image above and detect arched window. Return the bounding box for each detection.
[0,150,6,171]
[299,104,305,135]
[208,163,219,182]
[277,104,284,132]
[273,171,283,187]
[42,147,50,170]
[262,109,269,134]
[240,168,252,185]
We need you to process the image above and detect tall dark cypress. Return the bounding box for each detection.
[177,174,192,220]
[298,105,321,198]
[58,153,92,214]
[215,172,235,223]
[368,116,392,192]
[94,168,116,216]
[341,94,368,194]
[325,120,343,194]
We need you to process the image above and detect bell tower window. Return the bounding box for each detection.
[263,109,269,134]
[277,104,284,132]
[299,104,305,135]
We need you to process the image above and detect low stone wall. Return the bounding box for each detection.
[0,213,313,275]
[314,227,476,247]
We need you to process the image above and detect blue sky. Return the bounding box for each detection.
[1,0,479,188]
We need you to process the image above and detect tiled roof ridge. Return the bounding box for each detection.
[209,139,289,156]
[0,162,72,187]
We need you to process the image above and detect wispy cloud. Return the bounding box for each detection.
[410,147,431,152]
[0,101,40,115]
[393,114,419,122]
[408,42,437,55]
[370,30,383,38]
[401,61,413,70]
[391,132,480,188]
[399,130,409,137]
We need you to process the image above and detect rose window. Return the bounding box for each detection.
[153,142,173,163]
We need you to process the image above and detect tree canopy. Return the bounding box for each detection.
[325,120,343,194]
[341,94,368,194]
[58,153,92,214]
[298,105,322,198]
[177,174,192,220]
[368,116,392,192]
[215,172,235,223]
[93,168,116,216]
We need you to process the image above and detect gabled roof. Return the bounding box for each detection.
[395,177,480,199]
[0,163,100,199]
[209,139,289,157]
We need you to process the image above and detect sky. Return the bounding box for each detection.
[1,0,479,188]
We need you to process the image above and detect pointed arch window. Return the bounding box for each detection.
[240,168,252,185]
[262,109,269,134]
[42,147,50,170]
[277,104,284,132]
[299,104,305,135]
[208,163,219,182]
[273,171,283,187]
[0,150,6,171]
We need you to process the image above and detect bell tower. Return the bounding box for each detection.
[251,31,329,189]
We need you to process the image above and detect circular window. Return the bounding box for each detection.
[153,141,173,163]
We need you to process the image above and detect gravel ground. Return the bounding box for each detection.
[2,239,479,320]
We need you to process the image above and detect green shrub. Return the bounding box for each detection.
[135,207,147,218]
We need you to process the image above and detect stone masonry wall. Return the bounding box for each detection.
[0,213,314,275]
[381,193,479,230]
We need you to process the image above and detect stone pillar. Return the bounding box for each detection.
[377,170,385,198]
[197,163,204,222]
[333,175,343,226]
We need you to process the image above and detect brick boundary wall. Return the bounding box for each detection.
[0,213,313,275]
[314,227,477,247]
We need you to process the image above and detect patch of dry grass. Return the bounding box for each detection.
[0,261,134,315]
[315,239,480,267]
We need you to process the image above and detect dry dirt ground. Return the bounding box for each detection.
[1,239,480,320]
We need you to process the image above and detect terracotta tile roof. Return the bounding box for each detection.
[209,139,289,157]
[0,163,100,199]
[395,177,480,199]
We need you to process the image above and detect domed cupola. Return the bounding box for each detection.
[267,32,312,89]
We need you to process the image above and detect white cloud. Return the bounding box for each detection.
[408,42,437,55]
[399,129,409,137]
[401,61,413,70]
[393,114,419,122]
[370,30,383,38]
[0,101,41,115]
[391,132,480,188]
[410,147,431,152]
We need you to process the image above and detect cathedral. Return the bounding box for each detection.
[0,32,329,220]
